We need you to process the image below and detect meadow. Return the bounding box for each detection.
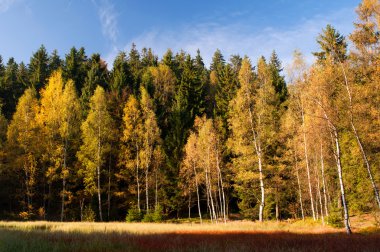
[0,216,379,252]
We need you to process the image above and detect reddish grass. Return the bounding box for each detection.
[2,228,379,252]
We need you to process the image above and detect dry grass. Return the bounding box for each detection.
[0,217,379,251]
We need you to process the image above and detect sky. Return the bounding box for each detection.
[0,0,362,70]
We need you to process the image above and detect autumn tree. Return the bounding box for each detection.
[77,86,115,221]
[7,88,40,217]
[229,57,277,221]
[181,116,227,222]
[38,70,81,220]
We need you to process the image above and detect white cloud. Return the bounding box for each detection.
[119,6,355,70]
[93,0,118,44]
[0,0,17,13]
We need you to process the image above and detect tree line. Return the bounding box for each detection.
[0,0,379,233]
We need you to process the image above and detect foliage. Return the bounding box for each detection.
[82,205,96,222]
[125,207,142,222]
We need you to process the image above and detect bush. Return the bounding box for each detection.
[327,206,343,228]
[142,213,154,222]
[126,207,142,222]
[82,205,96,222]
[152,205,165,222]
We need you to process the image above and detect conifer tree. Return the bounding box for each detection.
[29,45,49,91]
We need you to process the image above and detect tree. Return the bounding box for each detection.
[269,51,288,103]
[7,88,40,216]
[313,24,347,63]
[77,86,115,221]
[29,45,49,91]
[1,58,25,119]
[110,51,130,95]
[48,49,62,74]
[181,116,227,222]
[60,79,81,220]
[81,54,108,113]
[120,94,143,212]
[229,57,276,221]
[308,60,352,234]
[140,87,161,213]
[64,47,88,94]
[128,43,142,95]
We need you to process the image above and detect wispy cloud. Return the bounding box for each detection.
[93,0,118,44]
[120,7,355,69]
[0,0,18,13]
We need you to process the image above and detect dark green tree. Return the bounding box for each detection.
[28,45,49,91]
[313,24,347,63]
[48,49,62,73]
[269,51,288,104]
[64,47,89,94]
[128,43,142,95]
[81,54,108,113]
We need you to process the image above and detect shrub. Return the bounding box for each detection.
[126,207,142,222]
[152,205,165,222]
[18,211,31,220]
[142,213,154,222]
[327,205,343,228]
[82,205,96,222]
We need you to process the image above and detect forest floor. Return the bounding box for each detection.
[0,215,379,252]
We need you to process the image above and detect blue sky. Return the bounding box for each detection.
[0,0,361,69]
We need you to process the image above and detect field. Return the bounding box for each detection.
[0,216,379,252]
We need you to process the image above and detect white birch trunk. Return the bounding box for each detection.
[301,100,316,220]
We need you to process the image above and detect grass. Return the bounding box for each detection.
[0,217,379,251]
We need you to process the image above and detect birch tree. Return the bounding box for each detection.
[77,86,115,221]
[7,88,40,216]
[229,57,276,221]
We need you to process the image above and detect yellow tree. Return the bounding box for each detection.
[77,86,115,221]
[7,88,40,216]
[38,70,81,221]
[349,0,380,208]
[180,132,202,222]
[60,79,81,219]
[229,57,276,222]
[181,116,227,223]
[120,94,143,212]
[308,60,352,234]
[140,87,161,213]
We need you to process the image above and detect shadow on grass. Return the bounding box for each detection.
[0,228,379,252]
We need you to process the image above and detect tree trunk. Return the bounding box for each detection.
[61,139,68,222]
[258,147,264,222]
[206,146,216,222]
[333,129,351,234]
[107,148,112,221]
[145,164,149,213]
[301,102,316,220]
[136,143,140,212]
[216,145,226,223]
[315,160,324,225]
[80,199,84,222]
[97,125,103,222]
[188,191,191,220]
[155,167,158,209]
[296,168,305,220]
[193,163,202,224]
[294,147,305,220]
[246,90,265,222]
[320,142,329,217]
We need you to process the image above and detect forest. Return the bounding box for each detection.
[0,0,379,236]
